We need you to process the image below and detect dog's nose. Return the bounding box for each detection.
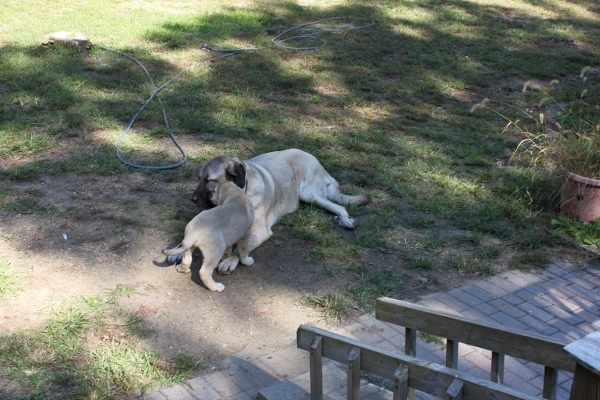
[191,195,198,202]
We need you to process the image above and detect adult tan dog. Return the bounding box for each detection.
[191,148,370,274]
[163,182,254,292]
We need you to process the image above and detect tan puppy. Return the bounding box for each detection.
[163,182,254,292]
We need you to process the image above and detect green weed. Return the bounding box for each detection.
[419,332,446,347]
[108,283,137,299]
[0,261,22,301]
[445,251,495,276]
[345,266,407,310]
[301,292,349,323]
[407,254,435,270]
[508,252,552,271]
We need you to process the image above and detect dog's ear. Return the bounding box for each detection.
[225,158,246,190]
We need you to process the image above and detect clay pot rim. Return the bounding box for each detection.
[559,165,600,187]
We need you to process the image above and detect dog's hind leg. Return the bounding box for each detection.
[199,252,225,292]
[325,178,371,205]
[300,189,357,229]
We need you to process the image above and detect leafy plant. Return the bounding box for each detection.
[552,214,600,247]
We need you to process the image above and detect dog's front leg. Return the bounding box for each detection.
[217,223,270,274]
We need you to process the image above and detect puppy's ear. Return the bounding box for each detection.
[225,158,246,189]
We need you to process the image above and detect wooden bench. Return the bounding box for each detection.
[376,297,577,399]
[297,324,543,400]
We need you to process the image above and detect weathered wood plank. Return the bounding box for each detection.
[310,335,323,400]
[446,339,458,369]
[542,366,558,400]
[393,364,409,400]
[405,327,417,357]
[491,351,505,384]
[569,363,600,400]
[348,347,361,400]
[405,327,417,400]
[298,324,542,400]
[565,332,600,400]
[564,331,600,376]
[447,378,464,400]
[376,298,575,372]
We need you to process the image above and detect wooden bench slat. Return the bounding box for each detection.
[543,366,558,400]
[348,347,361,400]
[446,339,458,369]
[447,378,464,400]
[310,335,323,400]
[376,298,575,372]
[393,364,409,400]
[491,352,505,384]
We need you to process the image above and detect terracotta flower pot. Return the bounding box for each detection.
[560,166,600,222]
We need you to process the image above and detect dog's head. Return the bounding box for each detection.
[191,156,246,209]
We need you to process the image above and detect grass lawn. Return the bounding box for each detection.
[1,0,600,398]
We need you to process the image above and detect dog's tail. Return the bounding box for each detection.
[327,181,371,205]
[162,241,192,256]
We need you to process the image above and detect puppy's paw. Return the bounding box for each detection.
[212,283,225,292]
[217,255,239,274]
[333,216,356,229]
[176,263,190,273]
[240,256,254,266]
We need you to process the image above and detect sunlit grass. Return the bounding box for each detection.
[0,261,22,302]
[0,291,201,399]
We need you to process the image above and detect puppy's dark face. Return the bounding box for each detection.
[191,156,246,209]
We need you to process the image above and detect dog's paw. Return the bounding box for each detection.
[240,256,254,266]
[175,263,190,273]
[333,216,356,229]
[217,255,239,274]
[212,283,225,292]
